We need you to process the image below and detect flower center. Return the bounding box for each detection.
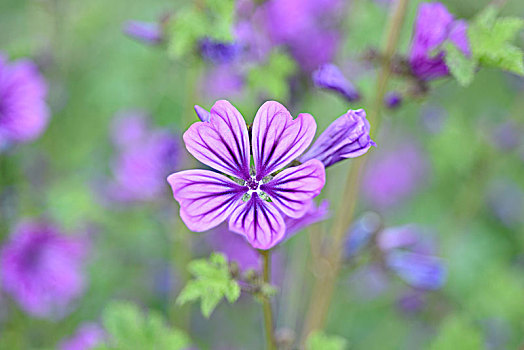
[245,177,260,192]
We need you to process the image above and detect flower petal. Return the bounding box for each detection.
[252,101,316,180]
[167,170,247,232]
[183,100,251,180]
[261,160,325,218]
[228,195,286,250]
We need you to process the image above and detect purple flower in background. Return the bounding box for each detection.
[384,91,403,109]
[487,180,524,228]
[378,225,447,290]
[312,64,360,102]
[59,323,106,350]
[167,100,325,250]
[301,109,375,168]
[362,140,429,209]
[109,112,180,203]
[261,0,343,71]
[345,212,382,258]
[123,20,163,45]
[409,2,470,80]
[0,53,49,149]
[397,290,427,313]
[491,120,521,151]
[0,221,86,318]
[200,65,244,100]
[209,226,262,271]
[199,38,242,65]
[386,251,446,290]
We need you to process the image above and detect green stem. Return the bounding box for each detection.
[260,249,276,350]
[301,0,411,341]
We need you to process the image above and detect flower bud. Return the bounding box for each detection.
[312,63,360,101]
[194,105,210,122]
[300,109,375,167]
[123,21,163,45]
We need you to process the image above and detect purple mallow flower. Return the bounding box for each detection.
[109,112,180,203]
[0,221,86,318]
[167,100,325,250]
[0,53,49,148]
[59,323,106,350]
[312,64,360,102]
[261,0,343,71]
[409,2,470,80]
[123,20,163,45]
[300,109,375,168]
[199,38,242,65]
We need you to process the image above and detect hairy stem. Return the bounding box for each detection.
[260,249,276,350]
[301,0,411,341]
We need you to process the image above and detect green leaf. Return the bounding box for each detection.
[469,6,524,75]
[99,301,191,350]
[176,253,241,318]
[247,51,297,99]
[428,315,483,350]
[167,8,209,59]
[443,41,476,86]
[306,331,348,350]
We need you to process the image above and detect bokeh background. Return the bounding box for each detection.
[0,0,523,349]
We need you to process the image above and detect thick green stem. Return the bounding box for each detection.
[260,250,276,350]
[301,0,411,341]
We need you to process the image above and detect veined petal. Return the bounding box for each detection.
[228,195,286,250]
[252,101,316,180]
[167,170,247,232]
[261,160,325,218]
[183,100,251,180]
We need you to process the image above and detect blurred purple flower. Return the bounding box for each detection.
[200,65,244,100]
[409,3,470,80]
[194,105,210,122]
[261,0,343,71]
[386,251,446,290]
[384,91,403,109]
[397,290,427,314]
[0,221,86,318]
[312,63,360,101]
[199,38,242,65]
[208,226,262,272]
[420,105,447,134]
[345,212,382,258]
[491,120,521,151]
[378,224,447,290]
[59,323,106,350]
[109,112,180,203]
[487,180,524,228]
[167,100,325,250]
[0,53,50,148]
[362,141,429,209]
[301,109,376,168]
[123,20,163,45]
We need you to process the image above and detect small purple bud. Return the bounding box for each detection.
[377,225,420,251]
[300,109,376,167]
[386,250,447,290]
[345,212,381,258]
[199,38,242,65]
[194,105,211,122]
[123,20,163,45]
[384,91,403,109]
[312,63,360,101]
